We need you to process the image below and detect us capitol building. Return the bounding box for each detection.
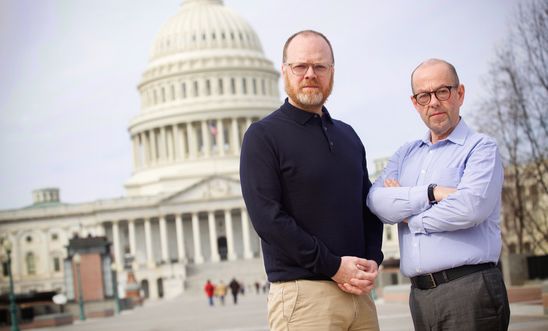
[0,0,281,300]
[0,0,400,301]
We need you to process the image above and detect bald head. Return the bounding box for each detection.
[282,30,334,64]
[411,59,459,94]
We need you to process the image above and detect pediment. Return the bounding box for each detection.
[161,176,241,204]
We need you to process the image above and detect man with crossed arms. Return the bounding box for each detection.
[367,59,510,330]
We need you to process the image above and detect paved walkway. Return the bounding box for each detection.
[29,294,547,331]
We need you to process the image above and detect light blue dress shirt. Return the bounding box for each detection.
[367,119,503,277]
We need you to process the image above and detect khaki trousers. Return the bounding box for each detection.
[268,280,379,331]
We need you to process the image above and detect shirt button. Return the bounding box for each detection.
[413,243,418,247]
[323,126,327,131]
[330,142,334,146]
[416,268,420,273]
[421,169,426,174]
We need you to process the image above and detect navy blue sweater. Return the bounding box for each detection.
[240,99,384,282]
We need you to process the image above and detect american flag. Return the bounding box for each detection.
[208,120,218,136]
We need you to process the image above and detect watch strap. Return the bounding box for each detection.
[428,184,438,205]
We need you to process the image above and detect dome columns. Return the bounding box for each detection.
[131,116,257,170]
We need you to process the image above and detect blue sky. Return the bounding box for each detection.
[0,0,519,209]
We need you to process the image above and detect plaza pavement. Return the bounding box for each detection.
[30,292,548,331]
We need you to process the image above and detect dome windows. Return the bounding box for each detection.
[218,79,224,95]
[181,83,187,98]
[205,80,211,96]
[141,72,278,109]
[241,78,247,94]
[193,81,199,97]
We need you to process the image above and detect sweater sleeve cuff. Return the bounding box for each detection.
[324,256,342,278]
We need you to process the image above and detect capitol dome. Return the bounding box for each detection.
[150,0,263,59]
[125,0,280,196]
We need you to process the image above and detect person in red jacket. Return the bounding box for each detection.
[204,280,215,306]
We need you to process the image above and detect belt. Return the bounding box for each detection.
[410,263,495,290]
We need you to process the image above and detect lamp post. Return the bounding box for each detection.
[1,239,20,331]
[110,262,121,314]
[73,253,86,321]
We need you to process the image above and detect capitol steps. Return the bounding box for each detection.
[183,258,267,294]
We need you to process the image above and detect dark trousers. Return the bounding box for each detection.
[409,266,510,331]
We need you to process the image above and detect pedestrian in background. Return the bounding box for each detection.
[215,280,227,306]
[204,279,215,307]
[229,278,241,304]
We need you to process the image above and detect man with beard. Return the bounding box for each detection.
[240,30,383,330]
[367,59,510,330]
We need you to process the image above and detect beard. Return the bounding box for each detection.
[284,73,334,110]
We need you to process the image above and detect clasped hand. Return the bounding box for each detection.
[332,256,378,295]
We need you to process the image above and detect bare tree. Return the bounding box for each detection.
[473,0,547,254]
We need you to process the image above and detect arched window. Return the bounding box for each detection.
[53,256,61,272]
[205,79,211,96]
[218,78,224,95]
[242,78,247,94]
[230,78,236,94]
[26,252,36,275]
[193,81,199,97]
[181,82,187,98]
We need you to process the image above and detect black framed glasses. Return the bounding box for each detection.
[413,85,457,106]
[284,62,333,76]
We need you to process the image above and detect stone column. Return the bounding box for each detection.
[224,209,236,260]
[128,219,136,258]
[208,211,220,262]
[160,126,167,162]
[143,132,150,166]
[43,231,51,276]
[159,216,169,263]
[180,124,187,160]
[132,135,140,169]
[112,221,122,269]
[201,120,211,157]
[175,214,186,262]
[167,127,174,161]
[241,208,253,259]
[150,129,157,164]
[231,118,240,155]
[144,218,155,267]
[191,212,204,264]
[216,119,225,156]
[10,233,21,277]
[173,124,180,160]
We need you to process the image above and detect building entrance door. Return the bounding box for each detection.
[218,236,228,260]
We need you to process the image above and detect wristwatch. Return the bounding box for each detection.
[428,184,438,205]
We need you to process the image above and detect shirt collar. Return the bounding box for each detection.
[281,98,333,125]
[421,117,468,146]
